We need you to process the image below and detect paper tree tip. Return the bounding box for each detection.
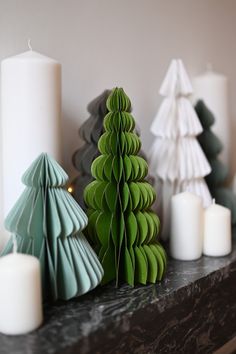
[22,153,68,187]
[159,59,193,97]
[107,87,131,112]
[87,89,111,115]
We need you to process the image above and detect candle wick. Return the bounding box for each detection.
[212,198,216,205]
[27,38,33,51]
[12,234,17,254]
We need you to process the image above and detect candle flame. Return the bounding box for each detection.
[68,187,73,193]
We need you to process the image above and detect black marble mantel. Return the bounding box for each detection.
[1,239,236,354]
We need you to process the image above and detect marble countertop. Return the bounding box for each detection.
[1,238,236,354]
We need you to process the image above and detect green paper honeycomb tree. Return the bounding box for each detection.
[196,100,236,224]
[84,88,167,286]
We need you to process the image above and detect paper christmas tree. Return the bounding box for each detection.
[196,100,236,224]
[71,90,111,209]
[84,88,167,287]
[2,153,104,301]
[149,59,212,241]
[71,90,154,209]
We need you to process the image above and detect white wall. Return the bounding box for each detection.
[1,0,236,180]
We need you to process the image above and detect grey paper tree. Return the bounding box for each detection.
[71,90,111,209]
[196,100,236,224]
[2,153,104,301]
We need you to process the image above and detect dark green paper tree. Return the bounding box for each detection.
[196,100,236,224]
[84,88,167,286]
[2,153,104,301]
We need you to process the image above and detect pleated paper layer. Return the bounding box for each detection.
[151,97,203,138]
[149,137,211,181]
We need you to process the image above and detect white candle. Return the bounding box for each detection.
[0,251,43,335]
[1,45,62,224]
[170,191,203,260]
[203,199,231,257]
[193,66,229,164]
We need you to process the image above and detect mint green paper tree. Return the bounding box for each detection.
[84,88,167,286]
[2,153,104,301]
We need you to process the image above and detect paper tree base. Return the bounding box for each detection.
[3,232,103,300]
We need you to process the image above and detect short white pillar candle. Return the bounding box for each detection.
[170,191,203,260]
[203,199,231,256]
[0,252,43,335]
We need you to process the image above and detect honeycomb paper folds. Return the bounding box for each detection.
[71,90,111,209]
[149,59,212,241]
[84,88,167,287]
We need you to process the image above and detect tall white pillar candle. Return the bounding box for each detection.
[1,48,62,221]
[193,67,229,164]
[170,191,203,260]
[0,252,43,335]
[203,200,231,256]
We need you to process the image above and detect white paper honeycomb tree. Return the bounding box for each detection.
[149,59,212,241]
